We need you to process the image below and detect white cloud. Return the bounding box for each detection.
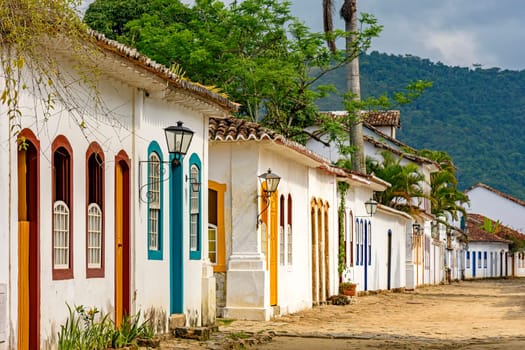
[423,31,481,67]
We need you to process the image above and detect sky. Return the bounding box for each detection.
[292,0,525,71]
[82,0,525,71]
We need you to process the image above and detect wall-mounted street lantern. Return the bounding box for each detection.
[164,121,194,167]
[258,168,281,197]
[256,168,281,226]
[139,121,195,203]
[364,198,378,217]
[412,223,423,236]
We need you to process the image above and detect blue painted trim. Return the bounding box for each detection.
[170,153,184,313]
[147,141,163,260]
[364,219,368,291]
[189,153,202,260]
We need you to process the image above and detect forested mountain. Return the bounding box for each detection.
[316,51,525,200]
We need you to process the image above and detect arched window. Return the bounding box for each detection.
[86,143,104,277]
[52,136,73,280]
[147,142,163,260]
[189,154,202,260]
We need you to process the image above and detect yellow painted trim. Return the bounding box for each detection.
[270,190,278,306]
[209,180,227,272]
[18,221,30,350]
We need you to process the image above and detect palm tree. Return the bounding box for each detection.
[417,149,469,221]
[366,151,427,213]
[323,0,365,173]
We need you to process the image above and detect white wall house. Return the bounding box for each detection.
[466,183,525,233]
[0,31,237,349]
[339,175,412,293]
[305,111,444,290]
[207,117,397,320]
[464,214,512,279]
[465,184,525,277]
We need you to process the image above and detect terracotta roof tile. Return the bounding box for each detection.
[466,214,514,243]
[209,117,283,142]
[361,110,401,128]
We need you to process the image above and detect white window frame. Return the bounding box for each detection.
[148,153,161,251]
[53,200,70,269]
[87,203,102,268]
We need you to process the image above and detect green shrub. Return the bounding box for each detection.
[57,304,154,350]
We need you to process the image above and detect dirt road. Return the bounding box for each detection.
[221,278,525,349]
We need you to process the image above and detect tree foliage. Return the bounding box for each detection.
[1,0,98,138]
[84,0,381,140]
[316,51,525,200]
[366,151,426,213]
[416,149,469,221]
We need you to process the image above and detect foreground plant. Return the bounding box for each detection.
[57,304,154,350]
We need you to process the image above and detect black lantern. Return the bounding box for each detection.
[164,121,194,166]
[258,168,281,197]
[364,198,378,216]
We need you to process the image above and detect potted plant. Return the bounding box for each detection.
[339,282,357,297]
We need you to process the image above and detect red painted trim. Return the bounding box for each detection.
[115,150,131,316]
[18,129,41,349]
[86,142,105,278]
[51,135,74,280]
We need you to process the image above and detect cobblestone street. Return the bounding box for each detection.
[160,278,525,349]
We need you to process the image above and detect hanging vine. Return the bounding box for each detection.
[0,0,102,144]
[337,181,349,280]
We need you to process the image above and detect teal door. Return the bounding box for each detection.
[170,156,184,313]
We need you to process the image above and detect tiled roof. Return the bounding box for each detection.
[89,30,239,112]
[320,110,400,128]
[465,183,525,207]
[315,111,438,168]
[209,116,391,185]
[466,214,514,243]
[361,110,401,128]
[209,117,283,142]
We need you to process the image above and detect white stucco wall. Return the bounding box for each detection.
[466,187,525,233]
[3,56,214,347]
[0,91,10,348]
[464,242,510,279]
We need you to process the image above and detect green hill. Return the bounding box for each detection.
[316,51,525,201]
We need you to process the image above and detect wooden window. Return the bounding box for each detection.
[147,142,163,260]
[466,251,470,269]
[209,181,226,272]
[53,201,70,269]
[483,251,487,268]
[279,195,285,265]
[208,224,218,264]
[52,137,73,280]
[87,204,102,268]
[287,194,292,266]
[189,154,202,260]
[86,145,104,277]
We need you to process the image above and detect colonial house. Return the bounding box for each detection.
[464,214,513,279]
[0,31,237,349]
[465,184,525,277]
[305,111,445,289]
[207,116,397,320]
[465,183,525,233]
